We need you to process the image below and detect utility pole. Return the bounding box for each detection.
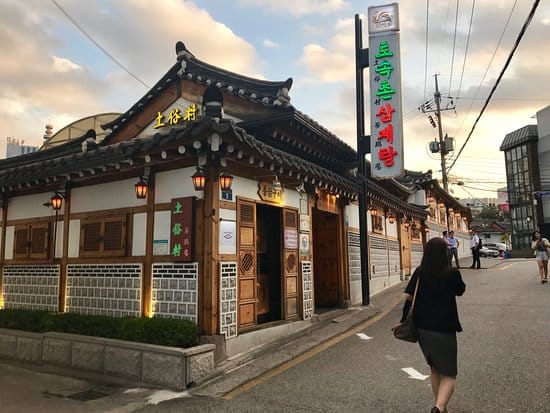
[422,74,456,193]
[434,74,448,192]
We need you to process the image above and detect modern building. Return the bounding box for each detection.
[5,138,39,158]
[500,105,550,252]
[0,41,471,359]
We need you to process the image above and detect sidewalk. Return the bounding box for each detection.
[191,281,406,398]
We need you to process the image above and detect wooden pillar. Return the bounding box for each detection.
[0,202,8,308]
[200,166,220,335]
[58,189,71,312]
[142,174,155,317]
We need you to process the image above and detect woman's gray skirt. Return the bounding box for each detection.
[417,328,458,377]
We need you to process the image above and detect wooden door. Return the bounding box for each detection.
[237,199,257,329]
[282,208,299,320]
[313,212,339,307]
[400,224,411,276]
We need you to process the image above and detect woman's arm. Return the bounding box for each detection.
[454,270,466,296]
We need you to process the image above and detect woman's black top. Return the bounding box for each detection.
[403,267,466,333]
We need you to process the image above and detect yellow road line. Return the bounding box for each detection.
[222,295,403,400]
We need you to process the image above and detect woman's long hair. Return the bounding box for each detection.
[420,237,450,278]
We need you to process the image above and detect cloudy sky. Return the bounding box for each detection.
[1,0,548,199]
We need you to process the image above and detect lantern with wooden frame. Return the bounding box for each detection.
[134,178,148,199]
[219,172,234,191]
[192,168,207,191]
[369,206,377,216]
[50,192,64,210]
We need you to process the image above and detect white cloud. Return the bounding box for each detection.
[52,56,82,73]
[237,0,351,16]
[263,39,280,49]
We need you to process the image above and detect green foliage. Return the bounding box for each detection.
[0,309,198,348]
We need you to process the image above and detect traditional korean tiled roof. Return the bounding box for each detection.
[102,41,294,139]
[499,124,538,151]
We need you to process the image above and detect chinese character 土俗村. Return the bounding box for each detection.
[172,223,183,236]
[168,108,182,125]
[172,201,183,214]
[153,112,165,129]
[172,244,182,257]
[183,104,198,121]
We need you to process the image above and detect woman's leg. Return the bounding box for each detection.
[537,260,545,281]
[543,260,548,279]
[435,375,456,412]
[430,366,441,402]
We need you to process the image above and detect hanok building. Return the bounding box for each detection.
[0,42,470,357]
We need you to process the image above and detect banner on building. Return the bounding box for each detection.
[368,3,404,179]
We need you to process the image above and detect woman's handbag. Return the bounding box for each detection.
[392,278,420,343]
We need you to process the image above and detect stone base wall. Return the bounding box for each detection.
[0,328,214,390]
[2,265,60,311]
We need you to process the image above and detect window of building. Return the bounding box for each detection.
[79,215,127,257]
[371,214,383,234]
[14,223,50,259]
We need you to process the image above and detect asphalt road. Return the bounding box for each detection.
[141,259,550,412]
[1,259,548,412]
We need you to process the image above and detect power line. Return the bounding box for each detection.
[448,0,460,94]
[456,0,475,98]
[447,0,540,174]
[50,0,149,89]
[423,0,430,102]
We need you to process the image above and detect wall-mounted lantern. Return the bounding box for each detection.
[388,214,396,224]
[219,172,234,191]
[50,192,64,210]
[134,178,149,199]
[192,168,207,191]
[369,206,377,216]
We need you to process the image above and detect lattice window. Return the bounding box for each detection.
[240,251,254,275]
[80,216,127,257]
[13,223,49,260]
[284,210,297,229]
[240,203,254,224]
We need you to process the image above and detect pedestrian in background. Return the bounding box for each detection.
[447,231,460,268]
[531,231,549,283]
[401,238,466,413]
[469,229,481,269]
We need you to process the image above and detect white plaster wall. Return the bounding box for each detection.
[220,208,237,221]
[349,280,363,305]
[155,167,199,204]
[4,226,14,260]
[132,213,147,256]
[153,210,171,243]
[386,220,398,238]
[55,221,63,258]
[345,203,360,229]
[7,192,56,220]
[71,178,145,213]
[68,219,80,258]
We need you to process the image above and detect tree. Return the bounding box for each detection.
[477,205,509,221]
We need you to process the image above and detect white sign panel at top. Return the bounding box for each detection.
[368,3,400,33]
[368,3,404,179]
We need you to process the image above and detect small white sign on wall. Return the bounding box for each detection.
[219,220,237,255]
[284,229,298,249]
[299,233,310,255]
[153,240,169,255]
[299,215,310,232]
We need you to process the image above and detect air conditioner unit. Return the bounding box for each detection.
[429,141,440,153]
[444,137,455,152]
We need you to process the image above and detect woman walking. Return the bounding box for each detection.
[531,231,549,283]
[401,238,466,413]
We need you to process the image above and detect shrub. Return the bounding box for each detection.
[0,309,198,348]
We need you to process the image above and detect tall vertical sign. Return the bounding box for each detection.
[170,197,194,261]
[368,3,404,178]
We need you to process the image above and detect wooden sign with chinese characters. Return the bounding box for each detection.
[169,197,194,261]
[316,191,338,214]
[368,3,404,179]
[153,104,199,129]
[257,181,284,204]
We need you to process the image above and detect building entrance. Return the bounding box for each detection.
[256,204,282,324]
[312,209,341,308]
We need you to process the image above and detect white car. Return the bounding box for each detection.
[479,246,500,258]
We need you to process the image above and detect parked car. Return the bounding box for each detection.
[483,242,507,253]
[479,246,500,258]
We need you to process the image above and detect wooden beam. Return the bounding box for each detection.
[58,188,71,312]
[142,173,156,317]
[0,203,7,308]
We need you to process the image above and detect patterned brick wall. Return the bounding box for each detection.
[369,235,388,278]
[301,261,313,320]
[411,242,423,270]
[66,264,141,317]
[2,265,60,311]
[219,262,237,338]
[388,239,401,277]
[347,232,361,282]
[152,263,198,322]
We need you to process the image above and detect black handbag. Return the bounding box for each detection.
[392,278,419,342]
